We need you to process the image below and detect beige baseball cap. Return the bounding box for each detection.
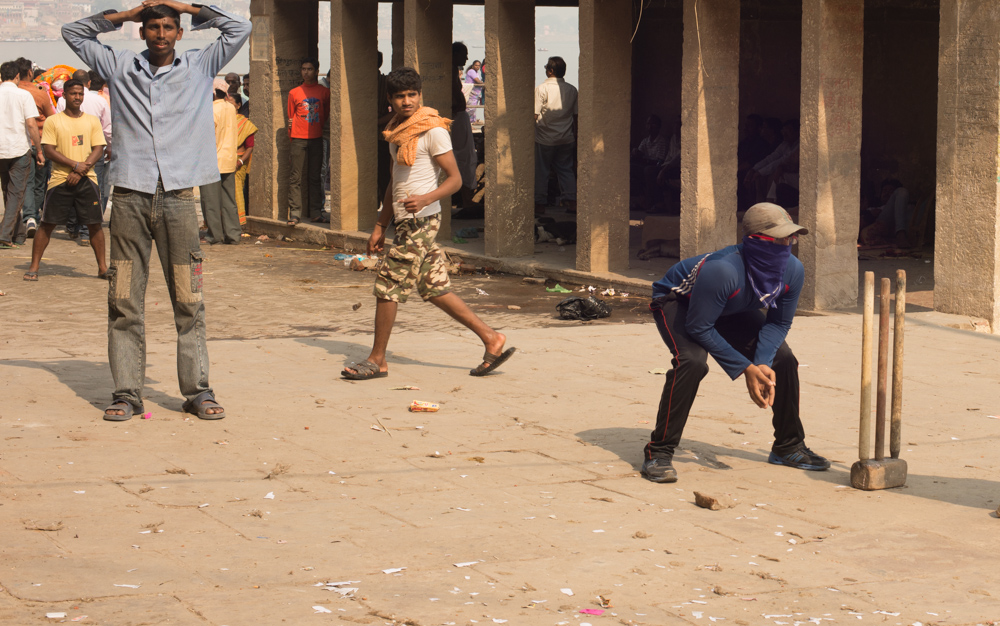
[742,202,808,238]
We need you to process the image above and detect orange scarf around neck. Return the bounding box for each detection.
[383,106,452,167]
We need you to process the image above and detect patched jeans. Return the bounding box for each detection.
[106,179,212,411]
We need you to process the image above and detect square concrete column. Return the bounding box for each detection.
[403,0,454,239]
[484,0,534,258]
[935,1,1000,331]
[248,0,319,221]
[798,0,864,310]
[679,0,739,259]
[577,0,631,273]
[329,0,378,232]
[391,1,404,70]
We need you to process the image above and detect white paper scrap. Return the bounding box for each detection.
[692,612,703,619]
[560,588,574,596]
[323,580,360,586]
[46,613,67,619]
[198,503,209,508]
[454,561,480,567]
[114,584,141,589]
[493,620,508,624]
[313,606,332,613]
[382,567,406,574]
[264,492,274,499]
[73,491,85,494]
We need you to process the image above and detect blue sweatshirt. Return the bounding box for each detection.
[652,244,803,379]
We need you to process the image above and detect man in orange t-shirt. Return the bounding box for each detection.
[285,57,329,226]
[15,57,55,238]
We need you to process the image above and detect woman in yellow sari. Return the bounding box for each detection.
[234,113,258,225]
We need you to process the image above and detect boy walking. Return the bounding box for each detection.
[342,68,515,381]
[23,79,107,281]
[200,78,240,245]
[63,0,251,421]
[286,58,329,225]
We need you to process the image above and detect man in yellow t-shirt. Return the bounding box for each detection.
[199,78,240,244]
[24,79,106,281]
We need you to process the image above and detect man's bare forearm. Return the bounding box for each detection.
[105,1,199,25]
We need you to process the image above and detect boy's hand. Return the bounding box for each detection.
[140,0,194,14]
[368,225,387,255]
[67,171,82,186]
[401,194,429,214]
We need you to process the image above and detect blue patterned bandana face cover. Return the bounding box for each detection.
[741,235,791,308]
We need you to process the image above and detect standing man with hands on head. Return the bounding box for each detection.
[23,79,107,282]
[640,203,830,484]
[63,0,252,422]
[342,68,515,382]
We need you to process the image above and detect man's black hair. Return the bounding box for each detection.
[545,56,567,78]
[386,67,421,96]
[140,4,181,28]
[63,79,85,94]
[301,57,320,71]
[13,57,32,80]
[452,41,468,64]
[71,69,90,83]
[0,61,18,82]
[32,68,43,80]
[378,50,383,68]
[90,71,106,91]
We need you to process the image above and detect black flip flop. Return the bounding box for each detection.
[23,271,38,281]
[342,359,388,380]
[103,400,135,422]
[470,347,517,377]
[182,391,227,420]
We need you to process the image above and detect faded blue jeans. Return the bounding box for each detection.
[107,179,212,411]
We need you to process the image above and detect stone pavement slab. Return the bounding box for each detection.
[1,237,999,625]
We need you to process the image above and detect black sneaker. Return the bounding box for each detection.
[640,457,678,483]
[768,444,830,471]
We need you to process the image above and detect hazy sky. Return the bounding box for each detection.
[376,5,581,86]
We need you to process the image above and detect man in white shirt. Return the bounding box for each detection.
[0,61,44,247]
[744,120,799,205]
[342,67,516,381]
[57,69,112,232]
[534,56,578,213]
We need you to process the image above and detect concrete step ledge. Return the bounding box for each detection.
[246,216,656,296]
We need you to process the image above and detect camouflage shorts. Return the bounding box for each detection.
[373,214,452,303]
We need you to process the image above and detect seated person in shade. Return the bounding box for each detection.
[744,120,799,205]
[860,179,911,248]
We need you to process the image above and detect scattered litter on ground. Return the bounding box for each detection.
[24,521,64,531]
[454,561,481,567]
[257,235,269,242]
[580,609,604,616]
[560,588,574,596]
[264,492,275,499]
[45,613,67,619]
[507,305,521,310]
[390,386,420,391]
[633,531,652,539]
[546,284,572,293]
[649,368,668,375]
[313,606,332,613]
[113,584,141,589]
[70,616,87,622]
[522,277,545,284]
[557,296,612,320]
[352,302,362,311]
[475,288,489,296]
[382,567,406,574]
[694,492,736,511]
[73,490,85,494]
[141,412,152,419]
[198,503,209,508]
[410,400,439,412]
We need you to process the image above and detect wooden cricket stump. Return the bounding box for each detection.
[851,270,908,491]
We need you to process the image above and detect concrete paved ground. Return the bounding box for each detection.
[1,232,998,625]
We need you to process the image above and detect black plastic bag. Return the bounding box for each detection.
[556,296,613,321]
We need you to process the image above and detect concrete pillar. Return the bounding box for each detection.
[248,0,319,222]
[403,0,454,239]
[329,0,378,232]
[391,1,404,70]
[484,0,534,258]
[798,0,865,310]
[798,0,864,310]
[577,0,631,273]
[679,0,739,259]
[935,1,1000,331]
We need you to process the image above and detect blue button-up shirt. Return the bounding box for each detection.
[62,6,251,193]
